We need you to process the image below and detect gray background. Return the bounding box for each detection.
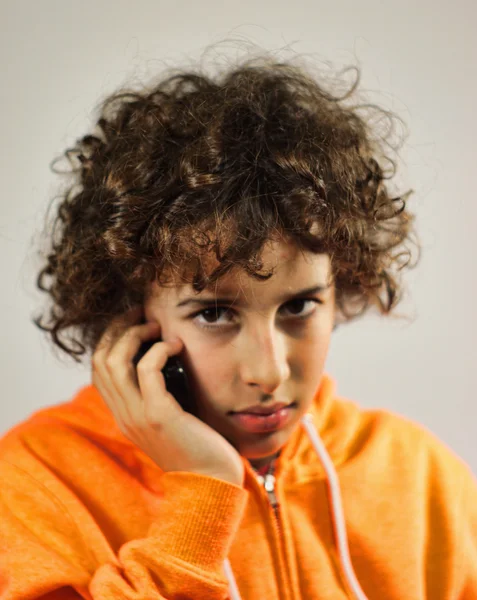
[1,1,475,472]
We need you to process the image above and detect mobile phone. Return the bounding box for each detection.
[132,320,197,417]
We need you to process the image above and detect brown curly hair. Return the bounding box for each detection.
[32,54,420,364]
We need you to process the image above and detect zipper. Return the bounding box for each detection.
[254,471,293,599]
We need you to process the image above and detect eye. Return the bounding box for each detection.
[192,306,234,328]
[282,298,319,317]
[190,298,322,330]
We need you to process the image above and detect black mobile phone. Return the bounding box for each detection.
[132,321,197,417]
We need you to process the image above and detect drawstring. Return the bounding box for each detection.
[222,412,369,600]
[300,414,369,600]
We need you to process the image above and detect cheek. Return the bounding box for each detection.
[309,334,331,360]
[185,350,233,419]
[186,347,232,392]
[296,328,332,375]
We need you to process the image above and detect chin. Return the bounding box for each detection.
[235,424,297,460]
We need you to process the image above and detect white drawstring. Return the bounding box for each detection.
[222,557,241,600]
[300,413,369,600]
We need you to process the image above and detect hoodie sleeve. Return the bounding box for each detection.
[90,472,248,599]
[0,447,248,600]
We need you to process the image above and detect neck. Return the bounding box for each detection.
[249,451,280,471]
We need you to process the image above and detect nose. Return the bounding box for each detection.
[239,327,291,393]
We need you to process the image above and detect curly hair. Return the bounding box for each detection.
[32,54,420,364]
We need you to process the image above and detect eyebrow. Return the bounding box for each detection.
[176,284,330,308]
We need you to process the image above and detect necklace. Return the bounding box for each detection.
[251,453,279,478]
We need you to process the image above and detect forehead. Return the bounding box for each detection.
[149,239,331,302]
[206,241,329,291]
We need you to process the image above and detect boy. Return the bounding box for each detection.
[1,56,475,599]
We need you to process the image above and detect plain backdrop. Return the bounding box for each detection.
[1,1,475,473]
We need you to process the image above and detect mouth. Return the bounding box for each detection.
[229,403,296,433]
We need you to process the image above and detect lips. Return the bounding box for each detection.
[230,404,296,433]
[233,402,293,416]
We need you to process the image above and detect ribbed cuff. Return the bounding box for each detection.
[148,471,249,572]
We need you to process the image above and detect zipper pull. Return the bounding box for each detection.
[256,472,279,508]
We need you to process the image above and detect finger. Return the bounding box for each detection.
[101,321,163,428]
[91,306,145,427]
[135,337,186,426]
[91,305,145,406]
[92,325,122,419]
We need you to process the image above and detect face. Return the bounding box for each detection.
[143,238,336,469]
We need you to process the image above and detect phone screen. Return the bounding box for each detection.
[132,322,197,417]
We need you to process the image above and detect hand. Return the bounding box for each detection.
[91,306,245,487]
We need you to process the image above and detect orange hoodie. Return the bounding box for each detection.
[0,373,476,600]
